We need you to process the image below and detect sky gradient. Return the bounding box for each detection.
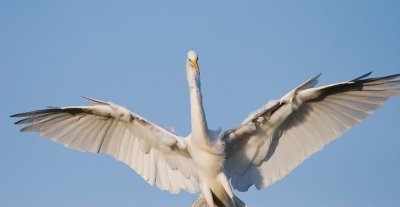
[1,1,400,206]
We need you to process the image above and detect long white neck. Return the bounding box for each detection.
[187,67,209,139]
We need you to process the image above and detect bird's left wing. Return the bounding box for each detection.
[12,97,199,194]
[222,73,400,192]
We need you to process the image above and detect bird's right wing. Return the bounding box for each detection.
[222,73,400,192]
[12,97,199,194]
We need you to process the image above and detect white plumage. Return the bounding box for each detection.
[12,51,400,207]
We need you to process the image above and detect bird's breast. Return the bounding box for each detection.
[190,135,225,176]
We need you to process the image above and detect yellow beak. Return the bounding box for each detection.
[190,59,199,74]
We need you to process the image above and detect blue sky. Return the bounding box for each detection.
[1,0,399,206]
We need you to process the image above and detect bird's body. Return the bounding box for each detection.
[186,51,237,206]
[12,51,400,207]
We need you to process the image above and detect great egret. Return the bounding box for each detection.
[12,50,400,207]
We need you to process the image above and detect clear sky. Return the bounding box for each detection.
[1,0,399,207]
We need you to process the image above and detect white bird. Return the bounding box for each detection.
[12,50,400,207]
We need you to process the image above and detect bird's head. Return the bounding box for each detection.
[187,50,199,75]
[186,50,201,89]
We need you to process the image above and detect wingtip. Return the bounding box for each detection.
[10,112,27,118]
[81,96,91,102]
[352,71,373,81]
[313,73,322,82]
[382,73,400,80]
[81,96,108,105]
[20,126,30,132]
[308,73,322,81]
[295,73,322,91]
[14,119,24,125]
[352,72,400,83]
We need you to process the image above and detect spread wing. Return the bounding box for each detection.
[222,72,400,192]
[12,97,199,194]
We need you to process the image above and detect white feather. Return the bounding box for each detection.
[12,51,400,207]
